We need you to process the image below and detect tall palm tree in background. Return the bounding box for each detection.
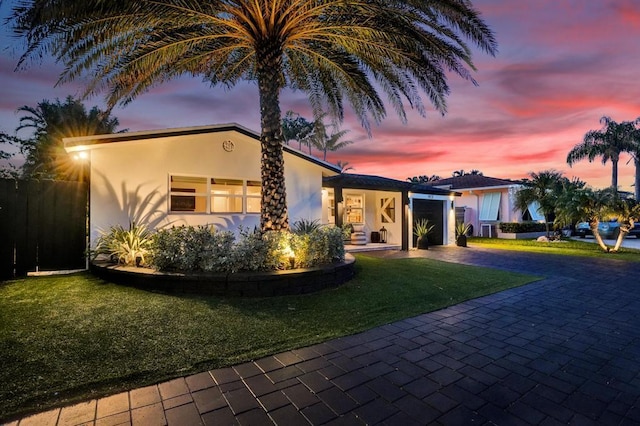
[9,0,496,232]
[630,118,640,200]
[306,113,353,160]
[513,170,565,238]
[15,96,122,180]
[567,116,637,190]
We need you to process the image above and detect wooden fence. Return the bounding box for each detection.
[0,179,88,280]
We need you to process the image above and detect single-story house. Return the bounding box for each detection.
[430,175,544,237]
[64,123,458,250]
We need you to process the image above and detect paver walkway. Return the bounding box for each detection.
[5,246,640,425]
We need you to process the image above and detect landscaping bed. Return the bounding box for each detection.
[91,253,355,297]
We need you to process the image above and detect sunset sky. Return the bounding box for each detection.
[1,0,639,191]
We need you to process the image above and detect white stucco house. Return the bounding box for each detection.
[64,123,458,250]
[431,175,544,237]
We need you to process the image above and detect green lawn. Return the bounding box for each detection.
[0,254,537,421]
[468,237,640,261]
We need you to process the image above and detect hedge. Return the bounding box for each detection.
[498,222,549,233]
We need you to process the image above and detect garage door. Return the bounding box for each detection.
[412,199,444,246]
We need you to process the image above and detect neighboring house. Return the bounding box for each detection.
[431,175,542,237]
[64,123,458,250]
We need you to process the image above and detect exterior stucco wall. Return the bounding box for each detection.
[359,190,402,244]
[453,186,523,236]
[87,130,331,244]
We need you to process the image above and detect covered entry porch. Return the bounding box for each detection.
[322,174,459,250]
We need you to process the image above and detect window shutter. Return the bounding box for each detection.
[527,201,545,222]
[479,192,501,221]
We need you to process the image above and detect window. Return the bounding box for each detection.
[345,194,364,223]
[326,190,336,224]
[479,192,501,221]
[169,175,261,214]
[246,180,261,213]
[170,176,207,213]
[527,201,545,222]
[211,178,243,213]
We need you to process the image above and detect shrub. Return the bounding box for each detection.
[498,222,549,233]
[231,227,279,272]
[312,225,346,264]
[291,218,321,235]
[148,225,345,273]
[149,225,234,272]
[93,222,153,266]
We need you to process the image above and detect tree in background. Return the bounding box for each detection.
[281,111,313,150]
[629,118,640,200]
[0,132,19,178]
[567,116,637,190]
[608,195,640,252]
[407,175,441,183]
[10,0,496,232]
[335,160,354,173]
[452,169,483,177]
[11,97,122,181]
[555,187,621,252]
[513,170,566,238]
[306,113,353,160]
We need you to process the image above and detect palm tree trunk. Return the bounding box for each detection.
[590,219,610,252]
[257,48,288,232]
[544,214,550,238]
[611,158,618,189]
[634,155,640,201]
[612,228,628,252]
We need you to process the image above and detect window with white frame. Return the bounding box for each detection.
[479,192,501,221]
[169,175,261,214]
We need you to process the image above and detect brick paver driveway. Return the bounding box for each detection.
[10,246,640,425]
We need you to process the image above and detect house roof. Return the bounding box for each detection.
[430,175,520,191]
[63,123,342,174]
[323,173,459,196]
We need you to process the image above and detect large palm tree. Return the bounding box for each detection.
[10,0,496,232]
[513,170,565,237]
[567,116,636,190]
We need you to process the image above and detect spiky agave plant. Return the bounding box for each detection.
[93,222,153,266]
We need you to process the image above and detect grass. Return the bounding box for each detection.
[468,237,640,261]
[0,254,537,421]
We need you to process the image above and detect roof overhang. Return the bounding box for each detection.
[323,174,460,197]
[63,123,341,174]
